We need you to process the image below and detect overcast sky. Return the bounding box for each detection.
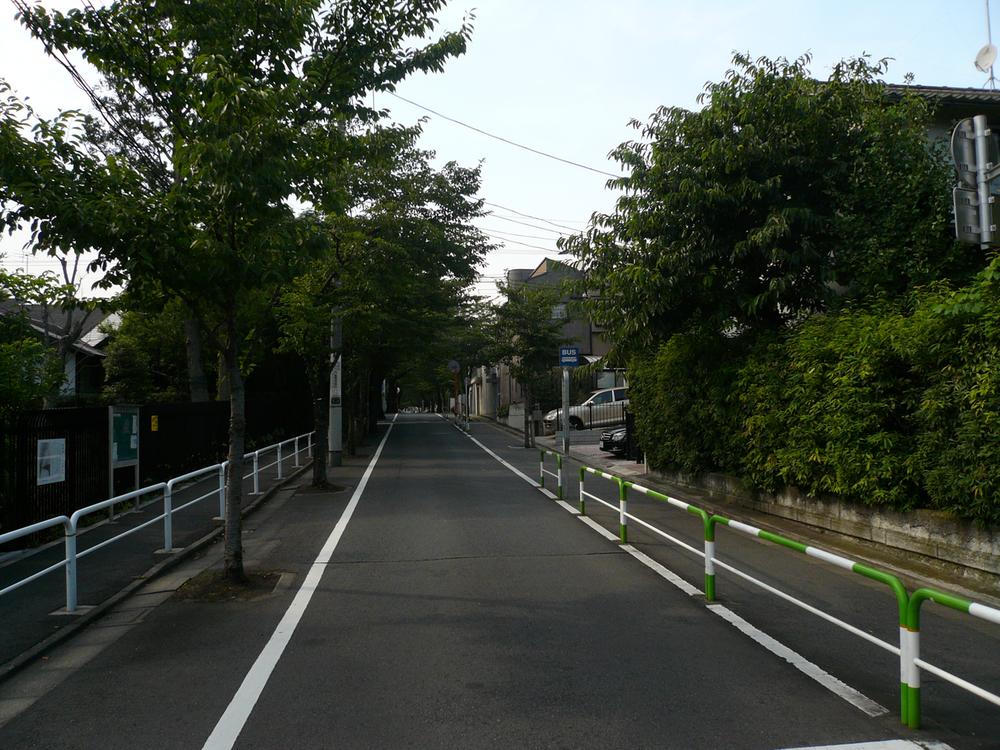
[0,0,995,296]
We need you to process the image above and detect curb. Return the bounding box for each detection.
[0,462,313,684]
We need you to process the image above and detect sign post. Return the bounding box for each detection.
[108,405,140,517]
[558,346,580,453]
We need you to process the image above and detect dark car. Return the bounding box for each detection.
[599,427,627,454]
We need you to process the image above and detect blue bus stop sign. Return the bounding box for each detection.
[559,346,580,367]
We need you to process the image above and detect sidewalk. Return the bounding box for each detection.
[0,450,308,678]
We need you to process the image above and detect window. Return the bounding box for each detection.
[588,391,612,405]
[612,388,628,401]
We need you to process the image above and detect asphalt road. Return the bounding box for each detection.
[0,413,989,749]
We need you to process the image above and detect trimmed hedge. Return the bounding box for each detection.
[630,263,1000,526]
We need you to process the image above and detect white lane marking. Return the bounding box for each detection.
[202,416,397,750]
[620,544,701,596]
[460,422,900,724]
[707,603,888,718]
[539,488,558,499]
[554,500,579,514]
[464,434,541,487]
[578,515,621,542]
[778,741,953,750]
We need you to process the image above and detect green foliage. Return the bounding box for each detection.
[102,302,189,403]
[739,306,924,509]
[0,335,63,417]
[487,282,567,391]
[734,269,1000,525]
[628,335,745,475]
[564,52,974,356]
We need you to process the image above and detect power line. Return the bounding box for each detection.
[484,201,586,233]
[389,92,622,179]
[481,227,562,242]
[490,214,569,235]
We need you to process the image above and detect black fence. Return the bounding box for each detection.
[0,394,312,537]
[139,402,229,485]
[0,407,109,535]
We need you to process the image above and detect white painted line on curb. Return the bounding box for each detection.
[202,415,398,750]
[620,544,701,596]
[778,741,953,750]
[539,488,558,500]
[578,515,621,542]
[707,603,888,718]
[554,500,579,514]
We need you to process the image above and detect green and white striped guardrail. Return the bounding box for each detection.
[902,587,1000,729]
[565,458,1000,730]
[538,450,564,500]
[578,467,627,542]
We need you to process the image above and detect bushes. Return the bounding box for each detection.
[636,265,1000,526]
[629,334,745,475]
[740,304,925,511]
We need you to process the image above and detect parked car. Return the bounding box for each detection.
[599,427,627,454]
[543,387,629,432]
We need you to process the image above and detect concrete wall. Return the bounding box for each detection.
[649,468,1000,588]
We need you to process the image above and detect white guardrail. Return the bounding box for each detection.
[0,432,314,614]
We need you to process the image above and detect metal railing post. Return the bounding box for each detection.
[539,450,545,488]
[64,524,77,613]
[617,478,628,543]
[294,436,300,468]
[556,454,563,500]
[704,516,717,602]
[578,468,586,515]
[253,450,260,495]
[277,442,284,480]
[307,432,313,458]
[163,483,173,551]
[218,462,227,519]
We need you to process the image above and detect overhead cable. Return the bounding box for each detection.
[389,92,622,179]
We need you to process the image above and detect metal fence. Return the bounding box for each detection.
[0,432,314,614]
[0,398,312,537]
[0,407,109,534]
[572,462,1000,731]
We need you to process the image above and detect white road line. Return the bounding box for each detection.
[778,741,953,750]
[202,415,397,750]
[707,603,889,718]
[578,515,621,541]
[620,544,701,596]
[554,499,579,514]
[539,488,558,499]
[464,433,541,487]
[458,424,894,724]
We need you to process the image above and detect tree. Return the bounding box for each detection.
[487,281,566,448]
[563,53,974,355]
[2,1,471,581]
[0,266,65,416]
[101,298,190,404]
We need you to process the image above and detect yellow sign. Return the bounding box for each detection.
[150,415,159,432]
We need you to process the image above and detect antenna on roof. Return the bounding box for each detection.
[976,0,998,88]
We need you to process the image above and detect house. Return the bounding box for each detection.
[885,84,1000,142]
[470,258,624,421]
[0,301,117,400]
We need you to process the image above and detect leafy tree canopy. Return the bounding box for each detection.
[564,52,977,355]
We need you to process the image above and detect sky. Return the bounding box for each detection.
[0,0,996,297]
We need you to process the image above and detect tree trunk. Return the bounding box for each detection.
[309,365,330,488]
[223,314,246,583]
[183,312,210,402]
[216,352,231,401]
[522,381,533,449]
